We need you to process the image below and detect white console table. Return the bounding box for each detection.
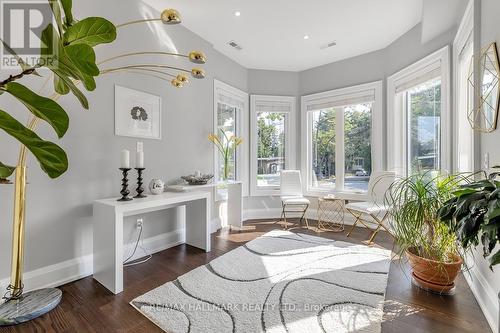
[168,181,244,230]
[93,191,211,294]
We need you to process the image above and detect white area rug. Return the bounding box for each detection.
[131,230,391,333]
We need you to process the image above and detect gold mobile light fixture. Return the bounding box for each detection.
[102,9,207,88]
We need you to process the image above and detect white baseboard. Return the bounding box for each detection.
[0,229,186,297]
[210,217,222,233]
[0,254,93,298]
[243,208,282,220]
[464,265,499,333]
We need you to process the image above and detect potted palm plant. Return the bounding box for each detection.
[438,168,500,269]
[386,172,468,294]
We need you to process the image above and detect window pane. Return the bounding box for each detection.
[311,109,336,190]
[257,112,286,187]
[217,102,237,180]
[407,78,441,174]
[344,103,372,192]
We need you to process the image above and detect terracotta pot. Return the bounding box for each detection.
[406,247,462,294]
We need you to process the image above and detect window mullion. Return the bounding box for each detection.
[335,108,345,191]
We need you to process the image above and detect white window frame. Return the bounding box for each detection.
[250,95,296,196]
[301,81,383,199]
[387,46,451,175]
[453,0,476,173]
[213,79,249,196]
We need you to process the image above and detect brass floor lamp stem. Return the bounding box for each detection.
[7,115,37,299]
[9,165,27,299]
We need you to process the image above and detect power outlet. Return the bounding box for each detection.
[136,218,144,229]
[484,153,490,170]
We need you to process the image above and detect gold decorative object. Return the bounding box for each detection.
[171,78,183,88]
[191,68,206,79]
[467,42,500,132]
[161,9,182,24]
[9,166,27,299]
[188,51,207,64]
[5,7,206,303]
[176,74,189,83]
[317,196,345,232]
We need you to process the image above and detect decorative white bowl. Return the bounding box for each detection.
[181,174,214,185]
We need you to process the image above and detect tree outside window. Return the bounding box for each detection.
[257,112,286,187]
[310,103,372,192]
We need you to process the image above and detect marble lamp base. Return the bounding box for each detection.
[0,288,62,326]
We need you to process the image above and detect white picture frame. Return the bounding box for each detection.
[114,85,162,140]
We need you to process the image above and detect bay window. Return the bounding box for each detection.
[213,79,249,196]
[387,46,450,175]
[302,81,383,197]
[250,95,295,196]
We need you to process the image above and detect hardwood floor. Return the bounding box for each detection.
[1,219,492,333]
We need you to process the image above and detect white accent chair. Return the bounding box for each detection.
[280,170,310,230]
[345,171,395,244]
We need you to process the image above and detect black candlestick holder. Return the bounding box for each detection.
[134,168,147,198]
[118,168,133,201]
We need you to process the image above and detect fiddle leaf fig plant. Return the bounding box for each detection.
[438,167,500,269]
[0,0,116,180]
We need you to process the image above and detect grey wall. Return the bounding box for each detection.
[478,0,500,329]
[0,0,247,279]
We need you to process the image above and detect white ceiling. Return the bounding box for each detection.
[146,0,425,72]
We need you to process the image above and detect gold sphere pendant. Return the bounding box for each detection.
[188,51,207,64]
[191,68,206,79]
[161,9,181,24]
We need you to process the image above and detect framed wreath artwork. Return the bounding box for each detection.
[114,85,162,139]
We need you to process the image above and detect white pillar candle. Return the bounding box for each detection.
[136,151,144,168]
[121,149,130,168]
[195,170,201,177]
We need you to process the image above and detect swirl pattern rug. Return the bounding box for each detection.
[131,230,391,333]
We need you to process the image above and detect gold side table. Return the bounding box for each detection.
[317,196,345,232]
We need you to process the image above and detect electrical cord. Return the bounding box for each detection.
[123,222,152,267]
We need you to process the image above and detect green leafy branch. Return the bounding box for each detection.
[0,0,116,180]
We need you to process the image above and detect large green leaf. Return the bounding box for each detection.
[0,110,68,178]
[54,75,70,95]
[39,23,59,67]
[63,17,116,47]
[486,200,500,220]
[4,82,69,138]
[489,249,500,268]
[60,0,73,26]
[0,162,15,178]
[53,69,89,109]
[39,24,92,104]
[452,188,478,198]
[56,48,97,91]
[64,44,99,76]
[48,0,64,35]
